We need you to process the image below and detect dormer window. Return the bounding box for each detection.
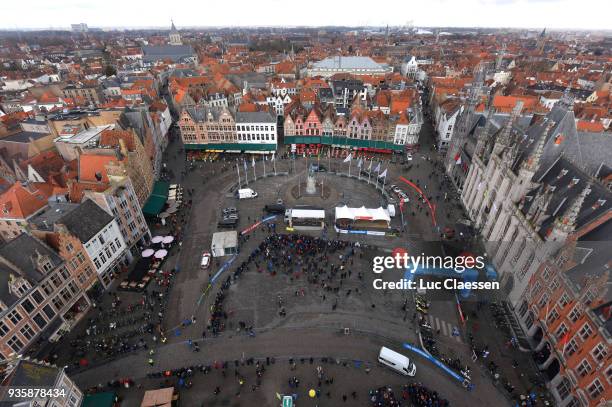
[42,261,53,273]
[592,199,606,210]
[568,178,580,188]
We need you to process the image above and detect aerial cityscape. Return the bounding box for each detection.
[0,1,610,406]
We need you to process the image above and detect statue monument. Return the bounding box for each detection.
[305,167,317,195]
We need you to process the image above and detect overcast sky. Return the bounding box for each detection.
[0,0,609,30]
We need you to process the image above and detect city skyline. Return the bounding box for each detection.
[1,0,611,31]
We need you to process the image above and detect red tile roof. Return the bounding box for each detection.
[78,154,118,183]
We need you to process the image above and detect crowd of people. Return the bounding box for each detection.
[369,383,450,406]
[206,233,360,337]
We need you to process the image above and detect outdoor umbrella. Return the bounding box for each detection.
[162,236,174,244]
[154,249,168,259]
[166,207,178,214]
[159,212,170,219]
[151,236,164,244]
[142,248,155,258]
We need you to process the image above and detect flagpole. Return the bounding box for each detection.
[263,156,266,177]
[368,158,372,184]
[273,153,276,175]
[253,158,257,181]
[236,163,241,188]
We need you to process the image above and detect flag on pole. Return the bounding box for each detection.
[368,159,372,171]
[252,157,256,167]
[374,162,381,173]
[243,160,247,172]
[271,153,275,161]
[379,168,388,178]
[560,331,571,356]
[357,158,363,168]
[343,153,352,163]
[454,153,462,165]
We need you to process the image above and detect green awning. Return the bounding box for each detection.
[184,143,276,151]
[82,392,117,407]
[284,136,403,151]
[142,181,170,216]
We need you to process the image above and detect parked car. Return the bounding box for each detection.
[218,219,237,229]
[200,252,211,269]
[223,214,239,221]
[237,188,258,199]
[223,207,237,215]
[264,203,286,214]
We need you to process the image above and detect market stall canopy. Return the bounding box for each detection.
[140,387,174,407]
[142,181,170,216]
[334,205,391,223]
[154,249,168,259]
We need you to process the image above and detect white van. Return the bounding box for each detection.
[237,188,258,199]
[378,346,416,376]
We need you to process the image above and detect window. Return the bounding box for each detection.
[21,299,34,313]
[519,251,535,280]
[0,321,9,335]
[564,339,578,357]
[568,305,581,323]
[20,324,35,341]
[542,265,552,280]
[550,277,560,291]
[94,258,101,269]
[587,379,604,399]
[556,377,572,400]
[66,242,74,253]
[576,359,592,377]
[547,308,559,324]
[41,281,53,295]
[32,290,44,304]
[579,323,593,340]
[7,336,24,353]
[100,252,106,264]
[538,293,550,308]
[52,296,64,311]
[591,343,607,362]
[558,293,570,308]
[76,252,85,264]
[50,273,62,288]
[33,314,47,330]
[43,305,55,320]
[60,267,69,280]
[606,365,612,385]
[99,235,105,245]
[60,288,71,302]
[556,323,568,340]
[518,301,529,317]
[8,310,22,325]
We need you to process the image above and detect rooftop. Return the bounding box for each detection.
[57,199,113,243]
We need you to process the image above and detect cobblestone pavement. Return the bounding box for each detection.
[63,120,548,406]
